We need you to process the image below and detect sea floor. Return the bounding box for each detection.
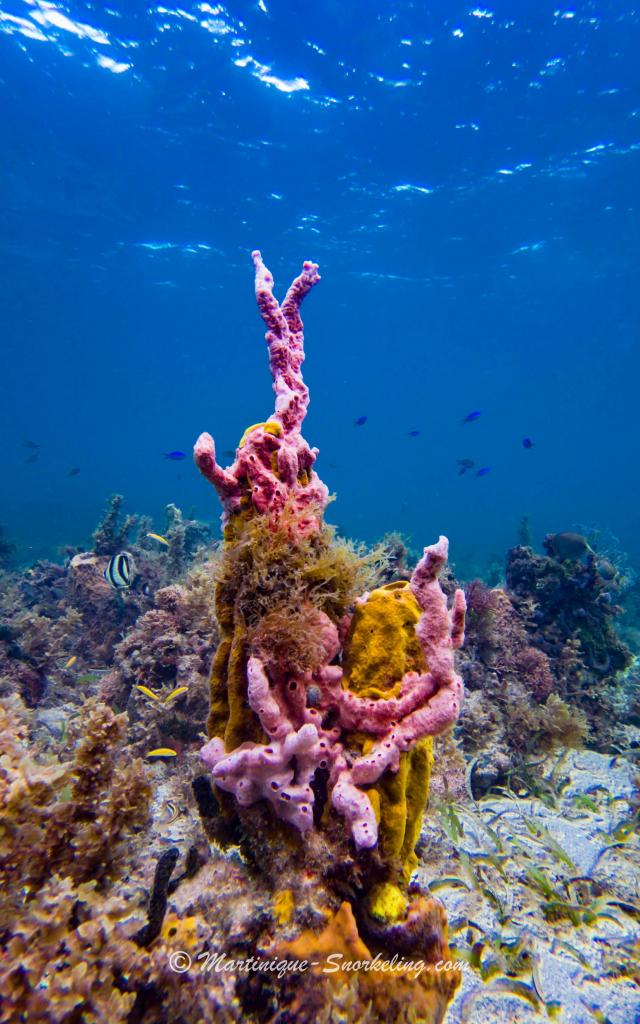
[417,749,640,1024]
[5,689,640,1024]
[125,738,640,1024]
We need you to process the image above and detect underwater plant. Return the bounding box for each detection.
[193,251,467,1020]
[92,494,140,556]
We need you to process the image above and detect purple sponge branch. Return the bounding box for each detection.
[318,669,438,735]
[252,250,320,435]
[194,252,327,533]
[201,656,340,834]
[331,772,379,850]
[339,538,466,808]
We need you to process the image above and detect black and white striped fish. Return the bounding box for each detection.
[104,552,133,590]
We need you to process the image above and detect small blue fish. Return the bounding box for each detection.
[463,411,481,423]
[407,430,420,437]
[457,458,474,475]
[354,416,368,427]
[67,467,81,477]
[164,451,186,461]
[522,437,534,449]
[475,466,491,477]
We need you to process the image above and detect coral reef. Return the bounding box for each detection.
[0,697,151,892]
[508,540,631,677]
[454,530,638,795]
[0,536,149,712]
[0,501,213,719]
[1,684,636,1024]
[0,253,637,1024]
[0,695,237,1023]
[506,542,634,748]
[101,565,218,751]
[458,578,588,794]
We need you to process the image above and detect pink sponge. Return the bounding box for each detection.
[197,254,466,851]
[194,251,327,536]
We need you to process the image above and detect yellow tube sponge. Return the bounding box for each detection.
[341,582,427,699]
[341,584,434,904]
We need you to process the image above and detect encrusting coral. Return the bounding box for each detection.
[276,899,459,1024]
[194,251,467,1020]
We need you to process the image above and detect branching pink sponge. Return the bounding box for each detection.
[197,254,466,851]
[194,251,328,534]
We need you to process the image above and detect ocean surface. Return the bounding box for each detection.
[1,0,639,576]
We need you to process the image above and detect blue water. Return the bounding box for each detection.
[1,1,639,575]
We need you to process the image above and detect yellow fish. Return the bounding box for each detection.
[146,532,170,546]
[147,748,177,758]
[64,655,77,669]
[164,686,188,703]
[136,685,162,701]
